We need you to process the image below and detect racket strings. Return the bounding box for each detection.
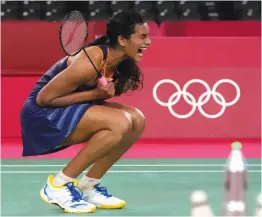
[59,10,107,86]
[61,11,87,55]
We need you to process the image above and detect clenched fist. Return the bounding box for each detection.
[94,79,115,99]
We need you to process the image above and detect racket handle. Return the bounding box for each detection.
[99,76,108,87]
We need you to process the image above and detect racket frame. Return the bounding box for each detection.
[59,10,107,86]
[59,10,88,57]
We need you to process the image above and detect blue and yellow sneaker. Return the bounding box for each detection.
[81,184,126,209]
[40,175,96,213]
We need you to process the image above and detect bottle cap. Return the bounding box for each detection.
[231,141,242,150]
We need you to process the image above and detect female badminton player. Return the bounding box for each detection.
[20,11,151,213]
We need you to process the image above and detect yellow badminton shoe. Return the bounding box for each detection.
[40,175,96,213]
[81,184,127,209]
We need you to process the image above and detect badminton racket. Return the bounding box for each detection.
[59,10,108,86]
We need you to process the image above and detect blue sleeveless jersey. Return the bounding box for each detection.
[20,45,108,156]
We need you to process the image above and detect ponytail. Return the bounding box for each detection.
[114,58,143,96]
[87,35,110,46]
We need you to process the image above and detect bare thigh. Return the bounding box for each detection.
[104,102,146,130]
[61,104,133,146]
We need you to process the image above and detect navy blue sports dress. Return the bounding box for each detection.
[20,45,110,157]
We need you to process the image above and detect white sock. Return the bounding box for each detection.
[53,170,74,186]
[78,176,101,190]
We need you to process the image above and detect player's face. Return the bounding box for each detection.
[123,23,151,62]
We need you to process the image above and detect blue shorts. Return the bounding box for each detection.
[20,99,105,156]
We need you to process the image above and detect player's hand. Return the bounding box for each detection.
[95,78,115,99]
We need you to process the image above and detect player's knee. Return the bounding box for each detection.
[130,108,146,132]
[113,111,133,135]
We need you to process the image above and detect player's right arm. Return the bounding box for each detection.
[36,47,115,108]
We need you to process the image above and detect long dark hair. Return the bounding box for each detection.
[87,11,145,96]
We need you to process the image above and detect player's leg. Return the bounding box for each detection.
[86,102,145,179]
[78,102,145,209]
[40,105,133,213]
[60,104,133,178]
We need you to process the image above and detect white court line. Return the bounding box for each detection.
[1,164,261,167]
[1,170,261,174]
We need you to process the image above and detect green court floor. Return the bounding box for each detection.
[1,158,261,216]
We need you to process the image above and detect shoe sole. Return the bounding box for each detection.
[40,189,96,213]
[96,201,127,209]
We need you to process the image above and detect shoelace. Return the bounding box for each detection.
[94,184,112,198]
[64,182,83,202]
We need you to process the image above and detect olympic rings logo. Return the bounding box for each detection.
[153,79,241,119]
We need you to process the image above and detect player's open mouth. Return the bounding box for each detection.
[137,47,147,57]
